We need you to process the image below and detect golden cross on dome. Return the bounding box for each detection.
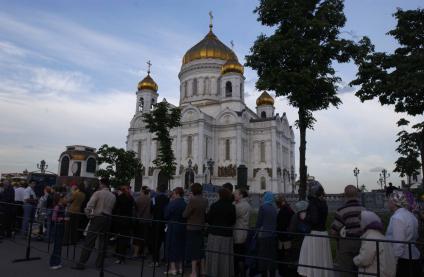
[146,60,152,75]
[209,11,213,31]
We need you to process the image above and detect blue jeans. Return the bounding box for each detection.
[21,204,34,234]
[49,222,64,266]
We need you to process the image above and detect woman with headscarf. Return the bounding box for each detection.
[353,210,396,277]
[256,191,278,277]
[386,191,422,277]
[298,180,334,277]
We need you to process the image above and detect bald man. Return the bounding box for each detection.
[331,185,365,277]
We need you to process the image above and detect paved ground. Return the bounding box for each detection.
[0,237,182,277]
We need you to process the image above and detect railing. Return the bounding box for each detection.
[0,200,422,277]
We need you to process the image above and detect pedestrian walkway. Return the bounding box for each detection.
[0,238,175,277]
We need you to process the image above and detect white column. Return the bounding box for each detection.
[236,125,242,165]
[198,77,204,96]
[271,129,278,192]
[198,122,204,173]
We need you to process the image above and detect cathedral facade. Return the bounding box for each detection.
[126,24,296,193]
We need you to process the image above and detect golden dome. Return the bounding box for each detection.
[256,91,274,106]
[137,74,158,92]
[182,30,238,65]
[221,58,244,75]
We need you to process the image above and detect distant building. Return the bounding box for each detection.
[57,145,98,185]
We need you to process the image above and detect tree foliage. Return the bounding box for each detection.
[246,0,360,199]
[143,100,181,182]
[96,144,143,188]
[351,9,424,184]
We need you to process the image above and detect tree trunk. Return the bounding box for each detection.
[298,108,308,200]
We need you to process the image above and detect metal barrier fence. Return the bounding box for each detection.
[0,200,423,277]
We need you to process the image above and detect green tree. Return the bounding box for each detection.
[96,144,143,188]
[143,99,181,187]
[351,9,424,184]
[246,0,359,199]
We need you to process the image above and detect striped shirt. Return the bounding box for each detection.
[331,199,364,237]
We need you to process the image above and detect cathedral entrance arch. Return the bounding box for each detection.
[184,169,195,190]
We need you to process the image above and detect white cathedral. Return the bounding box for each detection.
[126,22,296,193]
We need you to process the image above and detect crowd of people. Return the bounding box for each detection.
[0,178,424,277]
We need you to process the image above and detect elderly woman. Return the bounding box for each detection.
[386,191,421,277]
[256,191,278,277]
[298,181,333,277]
[164,187,187,275]
[353,210,396,277]
[205,187,236,277]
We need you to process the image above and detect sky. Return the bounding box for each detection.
[0,0,422,193]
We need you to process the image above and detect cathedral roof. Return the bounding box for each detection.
[182,28,238,65]
[256,91,275,106]
[137,74,158,92]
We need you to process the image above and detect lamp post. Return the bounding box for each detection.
[37,160,48,174]
[353,167,360,189]
[207,158,215,185]
[380,169,390,188]
[290,166,295,194]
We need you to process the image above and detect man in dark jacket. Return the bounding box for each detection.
[149,183,169,266]
[0,180,15,238]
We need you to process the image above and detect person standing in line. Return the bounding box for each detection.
[298,181,334,277]
[286,201,310,277]
[256,191,278,277]
[233,188,251,277]
[164,187,187,275]
[0,180,15,238]
[72,178,116,270]
[133,186,151,258]
[183,183,208,277]
[21,181,37,235]
[353,210,396,277]
[113,185,134,264]
[49,192,67,270]
[149,183,169,267]
[276,194,294,277]
[205,187,236,277]
[64,184,86,245]
[36,186,52,241]
[330,185,365,277]
[14,182,25,231]
[386,191,422,277]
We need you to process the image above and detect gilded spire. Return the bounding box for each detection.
[208,11,213,32]
[146,60,152,75]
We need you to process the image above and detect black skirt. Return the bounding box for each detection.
[186,229,205,261]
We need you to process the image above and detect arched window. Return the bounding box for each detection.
[240,81,243,96]
[225,139,231,160]
[137,141,142,160]
[60,156,69,176]
[261,111,267,119]
[187,135,193,157]
[86,157,96,173]
[151,98,155,109]
[193,79,198,95]
[138,97,144,111]
[260,142,266,162]
[184,82,188,98]
[225,81,232,97]
[260,176,266,190]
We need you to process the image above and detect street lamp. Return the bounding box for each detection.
[380,169,390,188]
[353,167,360,189]
[290,166,296,193]
[206,158,215,185]
[37,160,48,174]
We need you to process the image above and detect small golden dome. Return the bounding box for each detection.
[221,58,244,75]
[137,74,158,92]
[182,30,238,65]
[256,91,274,106]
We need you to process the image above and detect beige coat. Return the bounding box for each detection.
[353,229,396,277]
[233,198,251,244]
